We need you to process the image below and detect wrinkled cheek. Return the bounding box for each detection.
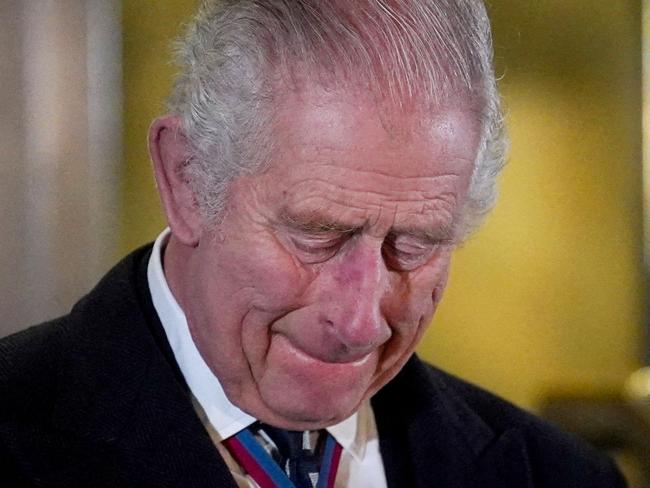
[253,245,313,308]
[394,302,433,347]
[421,257,451,309]
[398,263,451,338]
[221,245,310,313]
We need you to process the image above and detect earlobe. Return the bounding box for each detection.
[148,115,202,247]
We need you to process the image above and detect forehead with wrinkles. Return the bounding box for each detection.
[274,83,476,152]
[250,85,479,241]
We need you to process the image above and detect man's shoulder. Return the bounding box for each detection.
[422,363,555,432]
[0,245,153,419]
[0,317,72,421]
[426,364,593,449]
[0,244,184,486]
[380,358,626,487]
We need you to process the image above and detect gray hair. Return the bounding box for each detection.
[168,0,507,239]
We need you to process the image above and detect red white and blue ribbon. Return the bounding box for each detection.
[223,428,343,488]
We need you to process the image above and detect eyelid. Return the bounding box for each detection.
[382,234,442,271]
[386,233,438,249]
[292,236,341,252]
[292,229,349,243]
[288,229,352,261]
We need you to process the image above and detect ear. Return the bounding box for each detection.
[149,115,202,246]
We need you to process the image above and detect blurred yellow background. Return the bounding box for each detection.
[120,0,644,411]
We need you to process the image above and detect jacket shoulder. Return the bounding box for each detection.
[0,245,152,422]
[0,317,72,421]
[423,363,626,487]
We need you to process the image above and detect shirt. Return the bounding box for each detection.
[147,229,388,488]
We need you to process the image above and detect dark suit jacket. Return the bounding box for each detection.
[0,246,626,487]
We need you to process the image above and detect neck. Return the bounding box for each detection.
[161,233,195,316]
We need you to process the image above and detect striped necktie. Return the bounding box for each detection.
[255,423,325,488]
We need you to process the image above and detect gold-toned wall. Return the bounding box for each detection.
[121,1,644,411]
[424,1,644,410]
[121,1,197,254]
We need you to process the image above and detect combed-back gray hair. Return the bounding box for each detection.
[168,0,507,238]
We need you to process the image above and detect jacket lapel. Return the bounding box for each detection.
[373,357,534,488]
[46,247,238,488]
[472,429,534,488]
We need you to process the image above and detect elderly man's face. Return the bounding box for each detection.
[183,87,479,429]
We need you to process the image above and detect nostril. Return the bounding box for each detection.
[323,318,387,351]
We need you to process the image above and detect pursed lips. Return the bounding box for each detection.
[271,331,380,367]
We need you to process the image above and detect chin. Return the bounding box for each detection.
[258,388,364,430]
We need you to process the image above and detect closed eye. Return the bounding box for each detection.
[290,232,350,263]
[382,233,440,271]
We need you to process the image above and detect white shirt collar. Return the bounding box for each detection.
[147,228,256,439]
[147,229,363,459]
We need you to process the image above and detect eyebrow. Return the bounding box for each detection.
[279,209,457,244]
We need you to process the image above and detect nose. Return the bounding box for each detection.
[319,239,392,360]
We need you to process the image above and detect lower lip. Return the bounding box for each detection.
[272,333,375,370]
